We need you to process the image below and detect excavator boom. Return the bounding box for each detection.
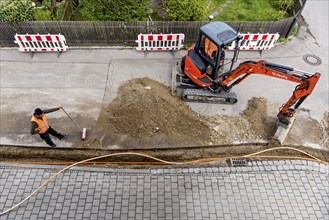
[216,60,321,124]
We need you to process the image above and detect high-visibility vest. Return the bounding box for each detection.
[31,115,49,134]
[205,38,218,58]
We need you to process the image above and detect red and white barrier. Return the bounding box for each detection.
[136,33,184,51]
[228,33,280,50]
[14,34,68,52]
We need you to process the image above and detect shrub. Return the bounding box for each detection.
[269,0,295,15]
[163,0,208,21]
[74,0,151,21]
[0,0,36,22]
[34,8,52,20]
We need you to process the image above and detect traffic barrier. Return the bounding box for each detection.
[228,33,280,50]
[136,33,185,51]
[14,34,68,53]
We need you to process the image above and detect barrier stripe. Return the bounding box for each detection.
[14,34,68,52]
[228,33,280,51]
[136,33,184,51]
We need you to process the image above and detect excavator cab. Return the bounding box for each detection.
[181,22,241,89]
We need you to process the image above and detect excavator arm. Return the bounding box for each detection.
[217,60,321,125]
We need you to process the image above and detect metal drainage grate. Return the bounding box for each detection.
[230,158,247,167]
[302,54,322,66]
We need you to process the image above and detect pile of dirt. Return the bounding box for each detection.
[322,112,329,131]
[77,77,327,150]
[89,77,278,149]
[322,112,329,148]
[94,78,212,148]
[208,97,277,144]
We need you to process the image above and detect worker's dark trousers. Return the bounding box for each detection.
[39,127,64,146]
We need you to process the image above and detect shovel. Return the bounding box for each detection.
[61,108,87,140]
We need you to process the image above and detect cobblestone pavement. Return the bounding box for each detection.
[0,160,328,220]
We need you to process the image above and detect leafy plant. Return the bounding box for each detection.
[34,0,66,20]
[276,37,288,43]
[73,0,151,21]
[0,0,36,22]
[183,43,194,50]
[269,0,295,15]
[277,23,298,43]
[34,8,52,20]
[163,0,208,21]
[290,23,298,36]
[214,0,292,21]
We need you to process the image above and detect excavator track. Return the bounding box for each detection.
[182,88,238,104]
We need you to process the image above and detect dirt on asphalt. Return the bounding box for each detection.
[72,77,328,151]
[1,77,327,165]
[93,77,211,148]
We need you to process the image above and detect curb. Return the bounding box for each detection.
[1,159,328,175]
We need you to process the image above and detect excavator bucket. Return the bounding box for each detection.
[271,116,296,145]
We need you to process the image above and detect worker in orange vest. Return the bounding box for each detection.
[205,38,218,60]
[31,106,65,147]
[204,38,226,66]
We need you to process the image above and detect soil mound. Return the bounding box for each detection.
[95,78,212,148]
[209,97,277,144]
[80,77,327,150]
[91,78,278,148]
[322,112,329,148]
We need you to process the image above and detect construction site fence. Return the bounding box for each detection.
[0,18,295,48]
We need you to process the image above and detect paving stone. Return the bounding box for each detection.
[0,163,328,220]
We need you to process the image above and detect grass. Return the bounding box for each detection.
[150,7,170,21]
[290,23,298,36]
[34,3,66,21]
[34,0,291,22]
[34,8,52,21]
[277,23,298,42]
[209,0,288,21]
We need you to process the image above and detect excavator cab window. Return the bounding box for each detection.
[205,38,218,60]
[197,33,231,79]
[199,34,219,66]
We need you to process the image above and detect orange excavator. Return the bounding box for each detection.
[177,21,321,126]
